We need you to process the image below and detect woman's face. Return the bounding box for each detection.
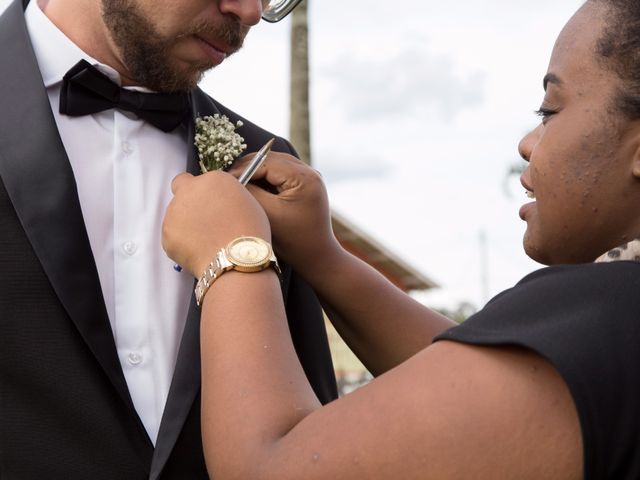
[518,1,640,265]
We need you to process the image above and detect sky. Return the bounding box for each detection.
[2,0,584,312]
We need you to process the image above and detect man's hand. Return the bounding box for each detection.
[162,171,271,278]
[230,152,343,277]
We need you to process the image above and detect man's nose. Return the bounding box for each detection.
[218,0,263,26]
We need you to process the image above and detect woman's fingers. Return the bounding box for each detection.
[164,170,272,276]
[171,172,194,194]
[237,152,334,274]
[230,151,310,193]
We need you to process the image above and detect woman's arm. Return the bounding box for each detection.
[234,153,455,375]
[196,268,581,480]
[162,170,581,480]
[286,242,455,375]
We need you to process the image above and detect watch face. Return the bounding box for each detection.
[226,237,271,269]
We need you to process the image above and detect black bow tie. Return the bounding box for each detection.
[59,60,191,132]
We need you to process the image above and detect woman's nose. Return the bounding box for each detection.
[518,124,542,163]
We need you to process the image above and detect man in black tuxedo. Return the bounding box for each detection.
[0,0,337,478]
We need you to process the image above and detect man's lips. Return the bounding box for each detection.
[194,36,229,65]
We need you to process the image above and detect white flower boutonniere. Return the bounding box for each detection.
[194,114,247,173]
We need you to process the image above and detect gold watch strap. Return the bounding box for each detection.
[194,239,282,307]
[195,250,224,307]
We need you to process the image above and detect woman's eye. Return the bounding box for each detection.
[534,107,557,124]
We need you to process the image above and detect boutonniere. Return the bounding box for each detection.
[194,114,247,173]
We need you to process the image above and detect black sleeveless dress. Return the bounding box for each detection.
[434,261,640,480]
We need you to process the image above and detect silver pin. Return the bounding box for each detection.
[238,138,274,186]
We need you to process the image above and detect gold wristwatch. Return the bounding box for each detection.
[195,236,281,307]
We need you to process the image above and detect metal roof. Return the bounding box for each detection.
[331,210,438,292]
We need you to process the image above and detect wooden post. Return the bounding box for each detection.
[289,0,311,165]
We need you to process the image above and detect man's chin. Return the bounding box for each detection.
[162,59,216,91]
[145,67,206,93]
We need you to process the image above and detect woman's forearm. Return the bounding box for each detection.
[297,246,455,375]
[200,269,321,479]
[198,263,447,477]
[236,156,453,372]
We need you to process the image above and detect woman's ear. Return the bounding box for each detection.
[633,152,640,179]
[627,123,640,180]
[632,147,640,180]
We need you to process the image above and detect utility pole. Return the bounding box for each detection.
[479,230,489,304]
[289,0,311,165]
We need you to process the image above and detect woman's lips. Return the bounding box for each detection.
[519,176,536,219]
[519,200,536,220]
[194,36,227,65]
[519,189,536,220]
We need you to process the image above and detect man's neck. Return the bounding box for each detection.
[40,0,135,85]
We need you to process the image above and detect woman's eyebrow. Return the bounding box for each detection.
[543,73,563,91]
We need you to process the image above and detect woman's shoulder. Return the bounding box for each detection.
[435,260,640,382]
[435,261,640,479]
[504,260,640,302]
[473,261,640,330]
[438,261,640,345]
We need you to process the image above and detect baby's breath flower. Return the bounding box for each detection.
[194,114,247,173]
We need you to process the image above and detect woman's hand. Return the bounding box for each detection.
[229,152,342,276]
[162,171,271,278]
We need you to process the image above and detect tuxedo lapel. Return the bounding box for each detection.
[151,90,302,478]
[185,91,209,175]
[0,0,147,439]
[150,89,220,479]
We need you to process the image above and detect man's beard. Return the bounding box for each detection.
[101,0,248,92]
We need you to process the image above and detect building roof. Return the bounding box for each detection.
[331,210,438,292]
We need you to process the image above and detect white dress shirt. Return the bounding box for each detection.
[25,1,194,444]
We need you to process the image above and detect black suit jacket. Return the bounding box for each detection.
[0,1,337,478]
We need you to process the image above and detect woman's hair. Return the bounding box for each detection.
[593,0,640,118]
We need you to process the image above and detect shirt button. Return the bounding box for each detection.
[122,141,133,155]
[122,241,137,256]
[127,352,143,365]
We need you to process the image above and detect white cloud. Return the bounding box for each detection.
[322,48,485,122]
[316,150,392,183]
